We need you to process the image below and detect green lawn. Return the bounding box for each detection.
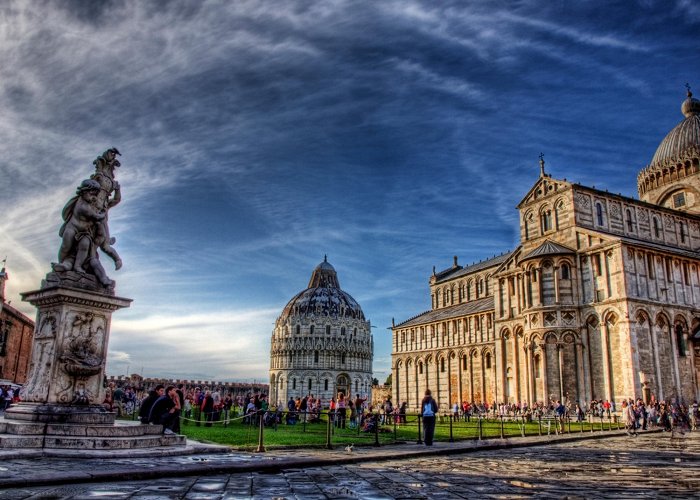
[168,412,622,451]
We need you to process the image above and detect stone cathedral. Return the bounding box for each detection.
[392,89,700,411]
[269,258,374,405]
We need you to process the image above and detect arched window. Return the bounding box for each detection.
[561,263,570,280]
[485,353,491,369]
[440,358,445,372]
[626,209,634,232]
[309,325,314,335]
[326,325,331,335]
[676,325,686,356]
[314,350,319,363]
[324,379,328,391]
[342,353,346,364]
[295,325,300,335]
[596,203,604,226]
[679,222,688,243]
[541,209,552,232]
[534,355,541,378]
[653,217,661,238]
[419,362,423,374]
[341,327,346,335]
[462,355,467,370]
[308,379,312,391]
[293,378,297,390]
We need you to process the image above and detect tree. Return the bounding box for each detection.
[384,374,392,386]
[372,378,379,386]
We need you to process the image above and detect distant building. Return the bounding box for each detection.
[371,384,391,409]
[269,257,374,405]
[0,266,34,384]
[105,374,268,396]
[392,89,700,411]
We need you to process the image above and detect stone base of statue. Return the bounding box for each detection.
[0,284,188,454]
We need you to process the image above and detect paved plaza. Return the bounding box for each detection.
[0,430,697,498]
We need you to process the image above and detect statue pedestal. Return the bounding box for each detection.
[6,286,130,423]
[0,286,187,453]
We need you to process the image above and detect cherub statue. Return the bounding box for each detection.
[53,179,113,287]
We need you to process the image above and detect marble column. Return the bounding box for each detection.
[601,323,612,402]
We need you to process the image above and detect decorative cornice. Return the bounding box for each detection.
[21,286,132,311]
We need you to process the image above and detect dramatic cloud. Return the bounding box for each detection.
[0,0,698,382]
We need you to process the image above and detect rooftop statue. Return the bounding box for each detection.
[51,148,123,290]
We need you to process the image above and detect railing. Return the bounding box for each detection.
[117,404,635,451]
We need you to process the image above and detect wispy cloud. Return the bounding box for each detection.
[0,0,696,381]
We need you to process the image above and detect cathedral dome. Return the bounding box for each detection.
[649,89,700,167]
[637,87,700,210]
[278,257,366,323]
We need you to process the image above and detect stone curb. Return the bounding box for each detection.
[0,429,660,488]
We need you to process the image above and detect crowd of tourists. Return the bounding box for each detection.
[103,380,699,438]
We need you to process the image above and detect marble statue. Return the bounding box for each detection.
[52,148,122,288]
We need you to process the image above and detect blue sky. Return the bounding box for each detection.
[0,0,698,383]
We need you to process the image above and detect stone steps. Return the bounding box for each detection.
[0,432,185,449]
[0,416,186,450]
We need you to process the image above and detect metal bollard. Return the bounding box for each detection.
[449,414,454,443]
[500,415,504,439]
[326,411,333,449]
[599,414,604,432]
[373,414,380,447]
[417,414,423,444]
[478,415,483,440]
[256,410,265,452]
[538,415,542,436]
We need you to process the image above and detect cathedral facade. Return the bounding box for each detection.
[391,89,700,411]
[269,258,374,406]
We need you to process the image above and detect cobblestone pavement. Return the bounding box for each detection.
[0,431,697,499]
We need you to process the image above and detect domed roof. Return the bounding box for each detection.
[650,88,700,167]
[278,257,365,322]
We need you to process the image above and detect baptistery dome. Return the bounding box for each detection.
[269,257,373,407]
[278,257,366,323]
[638,88,700,213]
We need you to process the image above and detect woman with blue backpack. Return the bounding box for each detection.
[420,389,439,446]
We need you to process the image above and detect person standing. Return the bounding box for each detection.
[201,390,215,427]
[420,389,438,446]
[172,384,185,433]
[336,392,347,429]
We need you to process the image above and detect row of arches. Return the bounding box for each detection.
[638,157,699,196]
[269,371,373,405]
[432,275,491,309]
[497,257,575,319]
[393,307,699,411]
